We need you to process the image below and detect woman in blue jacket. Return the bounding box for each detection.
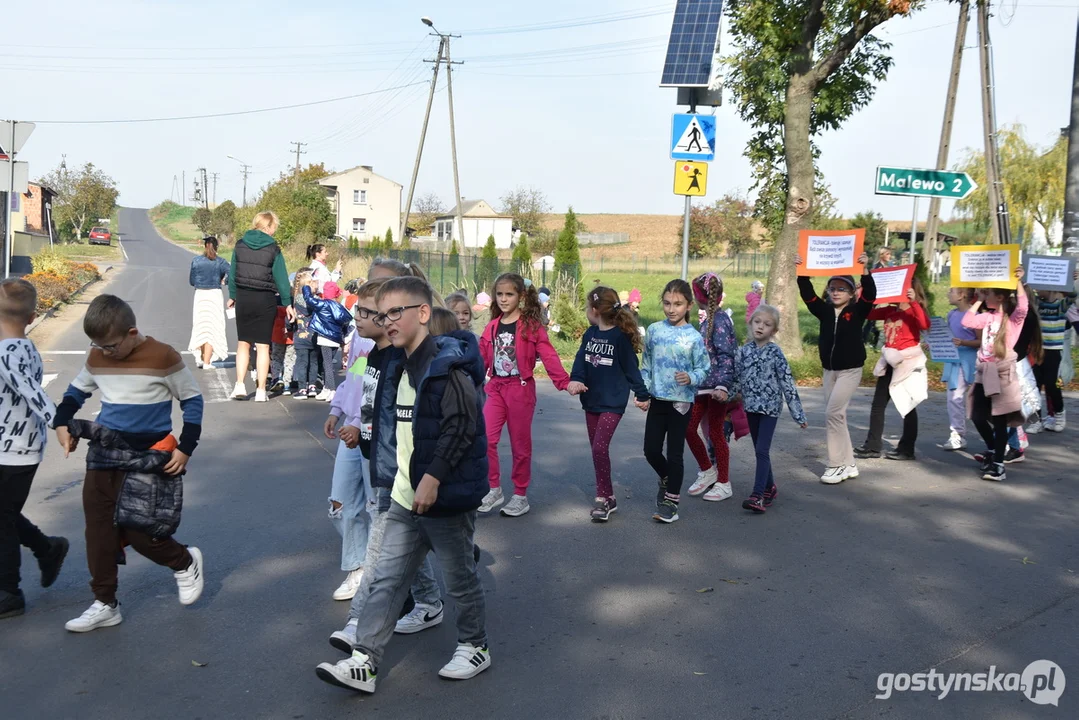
[188,236,230,369]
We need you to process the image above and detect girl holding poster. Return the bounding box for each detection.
[961,267,1027,482]
[796,252,875,484]
[854,279,930,461]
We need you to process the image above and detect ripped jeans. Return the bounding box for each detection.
[329,441,374,572]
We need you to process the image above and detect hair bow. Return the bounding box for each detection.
[524,278,533,287]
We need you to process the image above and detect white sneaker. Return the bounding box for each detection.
[938,431,967,451]
[332,568,363,601]
[315,388,333,402]
[394,601,444,634]
[1045,412,1066,432]
[500,494,530,517]
[841,465,859,480]
[316,650,377,693]
[478,487,504,513]
[65,600,123,633]
[1026,419,1044,434]
[174,546,204,606]
[438,642,491,680]
[323,390,336,403]
[329,618,358,654]
[820,466,846,485]
[194,358,204,369]
[687,466,718,496]
[230,382,247,400]
[254,389,268,403]
[702,480,733,502]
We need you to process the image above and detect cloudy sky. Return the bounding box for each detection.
[5,0,1075,221]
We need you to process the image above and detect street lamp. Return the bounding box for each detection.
[226,155,251,207]
[421,16,439,34]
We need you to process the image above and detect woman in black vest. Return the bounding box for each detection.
[227,211,295,401]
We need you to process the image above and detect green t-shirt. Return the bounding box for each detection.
[390,373,417,510]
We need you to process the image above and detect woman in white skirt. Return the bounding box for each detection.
[188,236,230,368]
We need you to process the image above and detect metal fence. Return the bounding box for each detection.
[580,250,771,277]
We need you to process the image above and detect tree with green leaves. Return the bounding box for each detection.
[499,186,551,237]
[38,161,119,242]
[192,207,213,234]
[368,235,383,255]
[478,234,499,289]
[448,238,460,267]
[243,172,335,246]
[955,125,1066,247]
[724,0,917,354]
[210,200,237,240]
[849,210,888,256]
[511,233,532,273]
[678,193,760,257]
[384,226,394,246]
[554,207,582,282]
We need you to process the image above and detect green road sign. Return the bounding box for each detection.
[875,166,977,200]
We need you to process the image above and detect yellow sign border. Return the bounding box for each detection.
[949,244,1021,289]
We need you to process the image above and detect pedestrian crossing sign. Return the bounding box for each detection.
[674,161,707,196]
[670,113,716,161]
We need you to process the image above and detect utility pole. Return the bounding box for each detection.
[290,141,307,187]
[977,0,1009,244]
[924,0,970,278]
[211,172,219,206]
[182,170,186,207]
[198,167,209,209]
[400,18,464,245]
[240,164,249,207]
[1063,12,1079,256]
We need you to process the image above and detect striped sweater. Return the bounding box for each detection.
[1037,295,1077,351]
[54,337,204,455]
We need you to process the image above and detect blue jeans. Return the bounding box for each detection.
[1007,428,1021,451]
[747,413,778,497]
[348,488,440,621]
[329,442,373,572]
[293,345,318,387]
[352,503,487,664]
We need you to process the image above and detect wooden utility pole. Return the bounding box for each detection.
[1064,13,1079,256]
[977,0,1008,244]
[924,0,970,276]
[290,141,307,187]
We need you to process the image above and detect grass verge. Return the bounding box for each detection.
[149,201,204,251]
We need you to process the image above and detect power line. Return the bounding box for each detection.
[27,81,429,124]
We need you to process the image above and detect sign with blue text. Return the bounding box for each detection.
[670,114,716,161]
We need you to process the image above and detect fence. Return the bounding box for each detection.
[345,247,773,296]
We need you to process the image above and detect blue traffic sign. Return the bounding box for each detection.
[670,114,716,161]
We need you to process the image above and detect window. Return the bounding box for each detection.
[352,218,366,233]
[353,189,367,204]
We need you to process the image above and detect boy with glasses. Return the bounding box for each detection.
[316,276,490,693]
[53,295,205,632]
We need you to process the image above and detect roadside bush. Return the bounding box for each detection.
[550,273,588,340]
[27,251,102,314]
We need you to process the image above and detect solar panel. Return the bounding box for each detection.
[660,0,724,88]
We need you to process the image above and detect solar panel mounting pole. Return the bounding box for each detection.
[680,96,696,280]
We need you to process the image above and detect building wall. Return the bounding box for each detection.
[436,216,513,250]
[320,168,401,242]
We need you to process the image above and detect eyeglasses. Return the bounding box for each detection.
[90,330,132,353]
[354,306,377,320]
[373,304,423,327]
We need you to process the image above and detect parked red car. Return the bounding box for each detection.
[88,227,112,245]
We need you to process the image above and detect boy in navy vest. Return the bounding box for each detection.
[316,276,490,694]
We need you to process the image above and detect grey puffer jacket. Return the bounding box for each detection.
[69,420,184,538]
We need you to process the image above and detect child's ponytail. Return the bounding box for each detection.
[692,272,724,349]
[588,286,643,353]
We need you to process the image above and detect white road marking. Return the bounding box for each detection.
[204,367,238,404]
[118,239,128,261]
[43,373,58,389]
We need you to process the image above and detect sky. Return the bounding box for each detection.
[4,0,1077,223]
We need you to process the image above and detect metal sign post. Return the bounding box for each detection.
[5,121,14,279]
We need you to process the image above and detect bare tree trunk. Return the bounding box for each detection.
[767,77,816,358]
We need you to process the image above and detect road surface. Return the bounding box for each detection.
[6,208,1077,718]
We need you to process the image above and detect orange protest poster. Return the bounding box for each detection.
[796,229,866,277]
[870,264,916,304]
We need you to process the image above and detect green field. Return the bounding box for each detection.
[149,202,203,251]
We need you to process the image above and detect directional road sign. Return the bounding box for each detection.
[674,161,707,196]
[875,166,977,200]
[0,121,36,157]
[670,114,716,161]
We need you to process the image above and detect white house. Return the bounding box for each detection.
[433,199,514,249]
[318,165,402,241]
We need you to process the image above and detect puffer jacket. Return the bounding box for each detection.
[69,420,183,538]
[302,286,352,345]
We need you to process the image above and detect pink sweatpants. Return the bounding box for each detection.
[485,376,537,496]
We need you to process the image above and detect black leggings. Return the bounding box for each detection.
[863,364,918,454]
[643,399,693,496]
[971,382,1009,464]
[1033,349,1063,416]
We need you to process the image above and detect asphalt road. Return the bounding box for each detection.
[5,208,1077,719]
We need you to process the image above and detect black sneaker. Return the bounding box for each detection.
[39,536,69,588]
[656,477,668,508]
[269,378,285,395]
[853,445,882,459]
[653,499,679,524]
[1003,447,1025,464]
[982,462,1006,482]
[763,484,778,507]
[885,449,915,461]
[0,589,25,619]
[742,495,766,513]
[590,497,617,523]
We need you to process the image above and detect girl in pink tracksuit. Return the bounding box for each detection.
[478,273,570,517]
